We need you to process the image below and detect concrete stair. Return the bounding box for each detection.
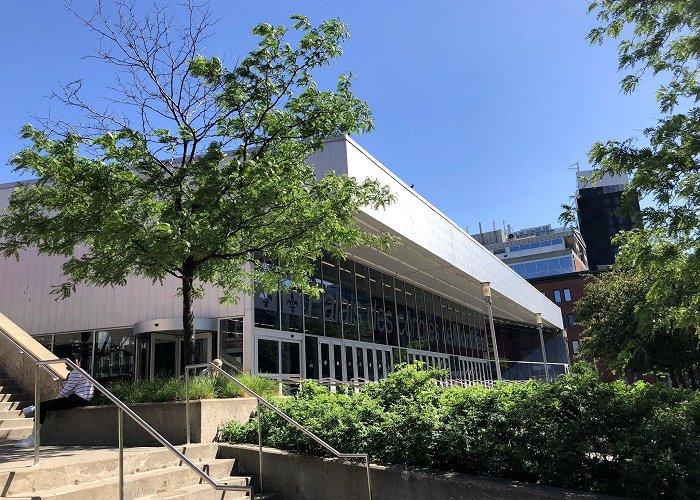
[0,371,32,442]
[0,442,275,499]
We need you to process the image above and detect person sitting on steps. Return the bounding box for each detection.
[14,357,94,448]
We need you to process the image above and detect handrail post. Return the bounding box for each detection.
[34,364,40,466]
[118,407,124,500]
[366,456,372,500]
[257,399,263,493]
[185,368,191,445]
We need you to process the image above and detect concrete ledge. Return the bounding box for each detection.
[41,398,258,446]
[220,444,627,500]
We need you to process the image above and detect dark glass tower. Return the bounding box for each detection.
[576,171,640,270]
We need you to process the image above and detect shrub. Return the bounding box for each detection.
[218,364,700,498]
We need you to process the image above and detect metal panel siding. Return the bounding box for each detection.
[0,183,247,334]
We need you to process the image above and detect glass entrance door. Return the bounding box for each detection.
[319,338,345,381]
[150,332,212,378]
[152,335,177,378]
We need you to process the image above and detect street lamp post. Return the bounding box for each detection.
[536,313,549,383]
[482,282,502,382]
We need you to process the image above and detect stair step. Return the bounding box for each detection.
[0,393,31,403]
[0,427,32,440]
[0,401,32,411]
[8,460,243,499]
[136,476,272,499]
[0,410,23,419]
[0,442,222,495]
[0,418,34,430]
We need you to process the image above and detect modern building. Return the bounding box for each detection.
[576,169,640,270]
[473,224,588,280]
[0,136,568,385]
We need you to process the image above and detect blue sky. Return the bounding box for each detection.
[0,1,660,234]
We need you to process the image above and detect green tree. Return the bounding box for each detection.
[576,230,700,386]
[584,1,700,355]
[0,3,393,366]
[587,1,700,237]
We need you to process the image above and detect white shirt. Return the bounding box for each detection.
[57,370,94,401]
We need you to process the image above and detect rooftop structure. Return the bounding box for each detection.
[473,224,588,280]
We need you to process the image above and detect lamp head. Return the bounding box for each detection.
[481,282,492,299]
[536,313,543,327]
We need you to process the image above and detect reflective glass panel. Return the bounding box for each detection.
[305,336,319,379]
[394,279,408,348]
[220,318,244,370]
[355,263,374,343]
[383,274,399,346]
[280,286,303,333]
[304,258,324,336]
[53,332,94,373]
[340,260,359,340]
[321,258,342,338]
[281,341,300,375]
[370,269,387,345]
[257,338,279,374]
[94,329,134,381]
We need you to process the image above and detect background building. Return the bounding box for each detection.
[473,224,588,280]
[527,271,595,362]
[576,169,640,270]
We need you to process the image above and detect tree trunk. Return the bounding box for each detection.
[669,369,679,388]
[677,368,687,388]
[688,369,697,390]
[182,257,196,370]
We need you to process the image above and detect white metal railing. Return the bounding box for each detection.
[185,362,373,500]
[33,359,254,500]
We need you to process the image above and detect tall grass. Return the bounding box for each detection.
[97,374,279,404]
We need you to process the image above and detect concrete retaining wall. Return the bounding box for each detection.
[0,312,66,397]
[41,398,258,446]
[221,444,625,500]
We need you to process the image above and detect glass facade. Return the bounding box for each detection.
[34,328,135,382]
[508,238,564,253]
[254,254,496,384]
[509,255,575,279]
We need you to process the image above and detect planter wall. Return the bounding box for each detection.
[221,444,626,500]
[41,397,258,446]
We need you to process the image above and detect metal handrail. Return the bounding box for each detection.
[186,362,373,500]
[34,359,254,500]
[0,328,59,381]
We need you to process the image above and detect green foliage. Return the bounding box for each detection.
[218,365,700,498]
[575,232,700,384]
[95,374,279,404]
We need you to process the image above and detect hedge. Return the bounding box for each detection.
[218,364,700,498]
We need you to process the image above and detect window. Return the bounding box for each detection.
[541,290,546,296]
[553,290,562,303]
[563,288,572,302]
[571,340,580,355]
[567,313,575,327]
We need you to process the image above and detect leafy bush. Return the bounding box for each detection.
[96,374,279,403]
[218,364,700,499]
